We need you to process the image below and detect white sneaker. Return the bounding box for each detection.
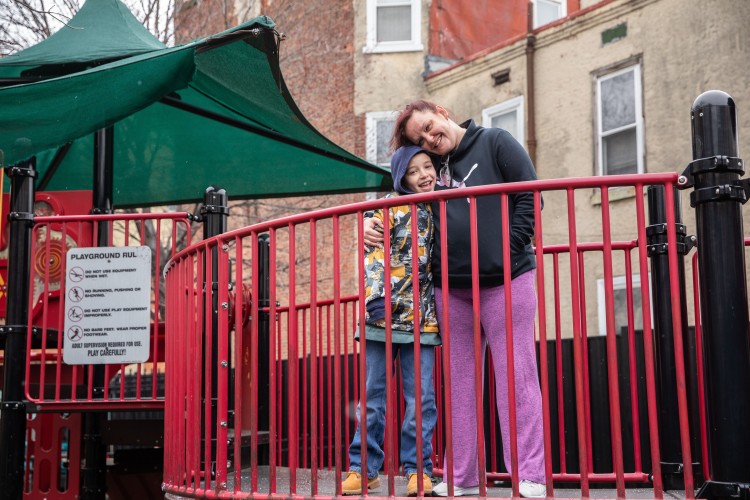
[432,481,480,497]
[518,480,546,498]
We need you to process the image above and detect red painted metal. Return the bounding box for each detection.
[158,173,708,499]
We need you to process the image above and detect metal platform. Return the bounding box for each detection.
[164,466,688,499]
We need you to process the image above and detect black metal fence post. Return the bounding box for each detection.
[257,234,270,438]
[646,185,700,488]
[201,185,228,479]
[678,90,750,499]
[0,152,36,500]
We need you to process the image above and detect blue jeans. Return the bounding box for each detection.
[348,340,437,479]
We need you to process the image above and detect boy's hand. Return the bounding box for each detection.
[363,217,384,248]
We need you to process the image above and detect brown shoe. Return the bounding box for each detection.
[407,473,432,496]
[342,470,381,495]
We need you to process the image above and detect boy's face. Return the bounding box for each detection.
[403,153,436,193]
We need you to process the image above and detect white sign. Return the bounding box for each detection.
[63,246,152,365]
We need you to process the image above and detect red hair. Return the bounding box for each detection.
[389,100,441,152]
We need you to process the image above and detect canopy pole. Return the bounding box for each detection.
[0,151,36,500]
[81,126,114,500]
[201,186,229,484]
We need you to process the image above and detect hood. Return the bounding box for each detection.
[390,144,430,194]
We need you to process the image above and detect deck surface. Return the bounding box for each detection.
[165,466,688,499]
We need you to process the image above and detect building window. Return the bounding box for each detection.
[366,111,396,168]
[597,274,652,336]
[365,0,423,53]
[596,64,644,176]
[534,0,566,28]
[482,96,525,147]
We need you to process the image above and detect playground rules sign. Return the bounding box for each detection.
[63,246,152,365]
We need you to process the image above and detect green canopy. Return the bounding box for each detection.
[0,0,389,207]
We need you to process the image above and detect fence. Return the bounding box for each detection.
[162,173,704,499]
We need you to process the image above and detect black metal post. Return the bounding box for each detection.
[81,126,114,500]
[0,150,36,500]
[257,234,271,441]
[646,185,701,489]
[678,91,750,499]
[202,186,228,477]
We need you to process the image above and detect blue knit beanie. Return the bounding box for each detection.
[390,145,429,194]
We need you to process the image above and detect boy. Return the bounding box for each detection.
[343,145,441,496]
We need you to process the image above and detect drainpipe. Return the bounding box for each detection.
[526,1,537,166]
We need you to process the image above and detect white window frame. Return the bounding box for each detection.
[597,273,653,336]
[364,0,423,53]
[596,64,645,176]
[365,111,397,168]
[533,0,566,29]
[482,96,525,148]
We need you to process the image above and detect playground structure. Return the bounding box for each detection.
[3,90,748,499]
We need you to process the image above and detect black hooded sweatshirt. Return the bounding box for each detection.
[431,119,538,287]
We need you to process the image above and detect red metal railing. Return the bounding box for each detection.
[23,212,193,411]
[162,174,700,499]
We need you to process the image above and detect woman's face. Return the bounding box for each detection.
[404,106,457,156]
[403,153,436,193]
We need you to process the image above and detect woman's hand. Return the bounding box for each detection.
[363,217,384,248]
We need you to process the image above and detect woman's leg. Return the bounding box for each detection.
[348,340,389,478]
[480,271,546,484]
[399,344,437,477]
[435,287,486,487]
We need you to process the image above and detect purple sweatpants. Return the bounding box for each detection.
[435,270,546,486]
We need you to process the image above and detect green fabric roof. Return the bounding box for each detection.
[0,0,389,207]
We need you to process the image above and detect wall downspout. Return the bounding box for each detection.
[526,1,537,166]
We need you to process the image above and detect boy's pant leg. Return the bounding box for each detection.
[399,343,437,477]
[348,340,388,479]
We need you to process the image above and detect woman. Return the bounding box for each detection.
[364,100,546,498]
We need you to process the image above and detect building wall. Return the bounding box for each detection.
[357,0,750,339]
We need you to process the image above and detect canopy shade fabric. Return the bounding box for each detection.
[0,0,390,207]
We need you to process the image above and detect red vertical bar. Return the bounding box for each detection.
[55,222,70,402]
[634,183,664,498]
[501,194,520,495]
[439,199,455,495]
[269,229,278,493]
[288,223,298,493]
[301,310,308,470]
[152,218,162,397]
[552,253,567,472]
[691,253,710,482]
[192,251,204,490]
[410,202,425,494]
[533,190,554,495]
[382,208,395,495]
[327,305,333,470]
[249,233,261,492]
[577,251,594,472]
[333,216,344,493]
[566,188,590,496]
[310,220,319,495]
[355,213,370,495]
[663,184,694,499]
[624,250,643,472]
[468,196,487,496]
[25,226,39,402]
[600,187,626,497]
[232,236,243,492]
[343,301,351,472]
[204,243,215,491]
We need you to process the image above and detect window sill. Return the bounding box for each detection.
[363,42,424,54]
[590,186,637,206]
